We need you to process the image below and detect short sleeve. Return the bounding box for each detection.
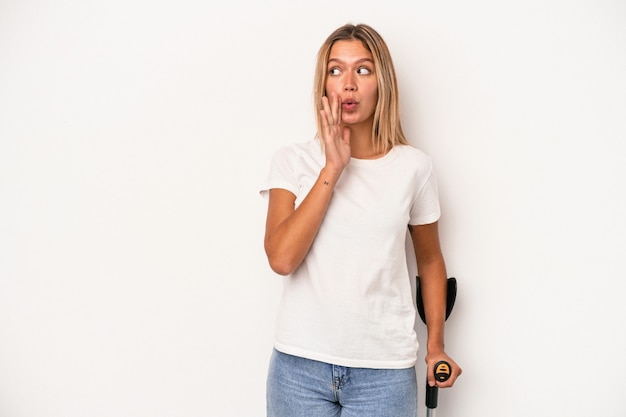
[409,158,441,225]
[259,146,299,200]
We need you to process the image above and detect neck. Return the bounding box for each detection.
[347,121,385,159]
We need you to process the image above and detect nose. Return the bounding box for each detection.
[343,73,356,91]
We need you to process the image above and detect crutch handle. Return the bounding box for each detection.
[425,361,451,409]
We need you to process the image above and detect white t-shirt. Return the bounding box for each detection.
[260,139,441,369]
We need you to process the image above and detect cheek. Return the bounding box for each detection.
[367,83,379,100]
[325,79,339,95]
[365,85,379,107]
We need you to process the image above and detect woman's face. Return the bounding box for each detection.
[325,39,378,126]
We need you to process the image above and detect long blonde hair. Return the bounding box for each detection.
[313,23,408,154]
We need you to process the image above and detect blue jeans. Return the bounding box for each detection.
[267,349,417,417]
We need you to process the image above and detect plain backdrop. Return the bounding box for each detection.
[1,1,625,416]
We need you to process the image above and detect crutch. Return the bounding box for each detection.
[416,276,457,417]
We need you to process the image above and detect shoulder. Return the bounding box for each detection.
[271,139,324,165]
[392,144,434,168]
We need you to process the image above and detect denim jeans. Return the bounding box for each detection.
[267,349,417,417]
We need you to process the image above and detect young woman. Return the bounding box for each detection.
[260,23,461,417]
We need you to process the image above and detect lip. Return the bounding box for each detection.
[341,99,358,111]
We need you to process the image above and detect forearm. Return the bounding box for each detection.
[265,166,341,275]
[418,259,448,352]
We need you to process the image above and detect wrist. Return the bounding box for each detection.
[426,336,445,354]
[427,345,445,356]
[320,166,342,184]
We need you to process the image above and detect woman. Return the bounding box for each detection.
[260,23,461,417]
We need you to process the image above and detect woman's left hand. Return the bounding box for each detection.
[425,350,462,388]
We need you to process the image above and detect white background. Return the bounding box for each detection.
[1,1,625,416]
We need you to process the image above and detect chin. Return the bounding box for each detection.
[341,114,363,125]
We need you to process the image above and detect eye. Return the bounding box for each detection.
[357,67,372,75]
[329,67,341,76]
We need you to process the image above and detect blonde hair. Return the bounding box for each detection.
[313,23,408,154]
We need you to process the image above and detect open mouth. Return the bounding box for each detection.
[342,100,358,111]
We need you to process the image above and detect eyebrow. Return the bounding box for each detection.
[327,57,374,65]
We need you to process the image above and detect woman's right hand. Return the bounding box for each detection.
[264,93,350,276]
[320,93,351,174]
